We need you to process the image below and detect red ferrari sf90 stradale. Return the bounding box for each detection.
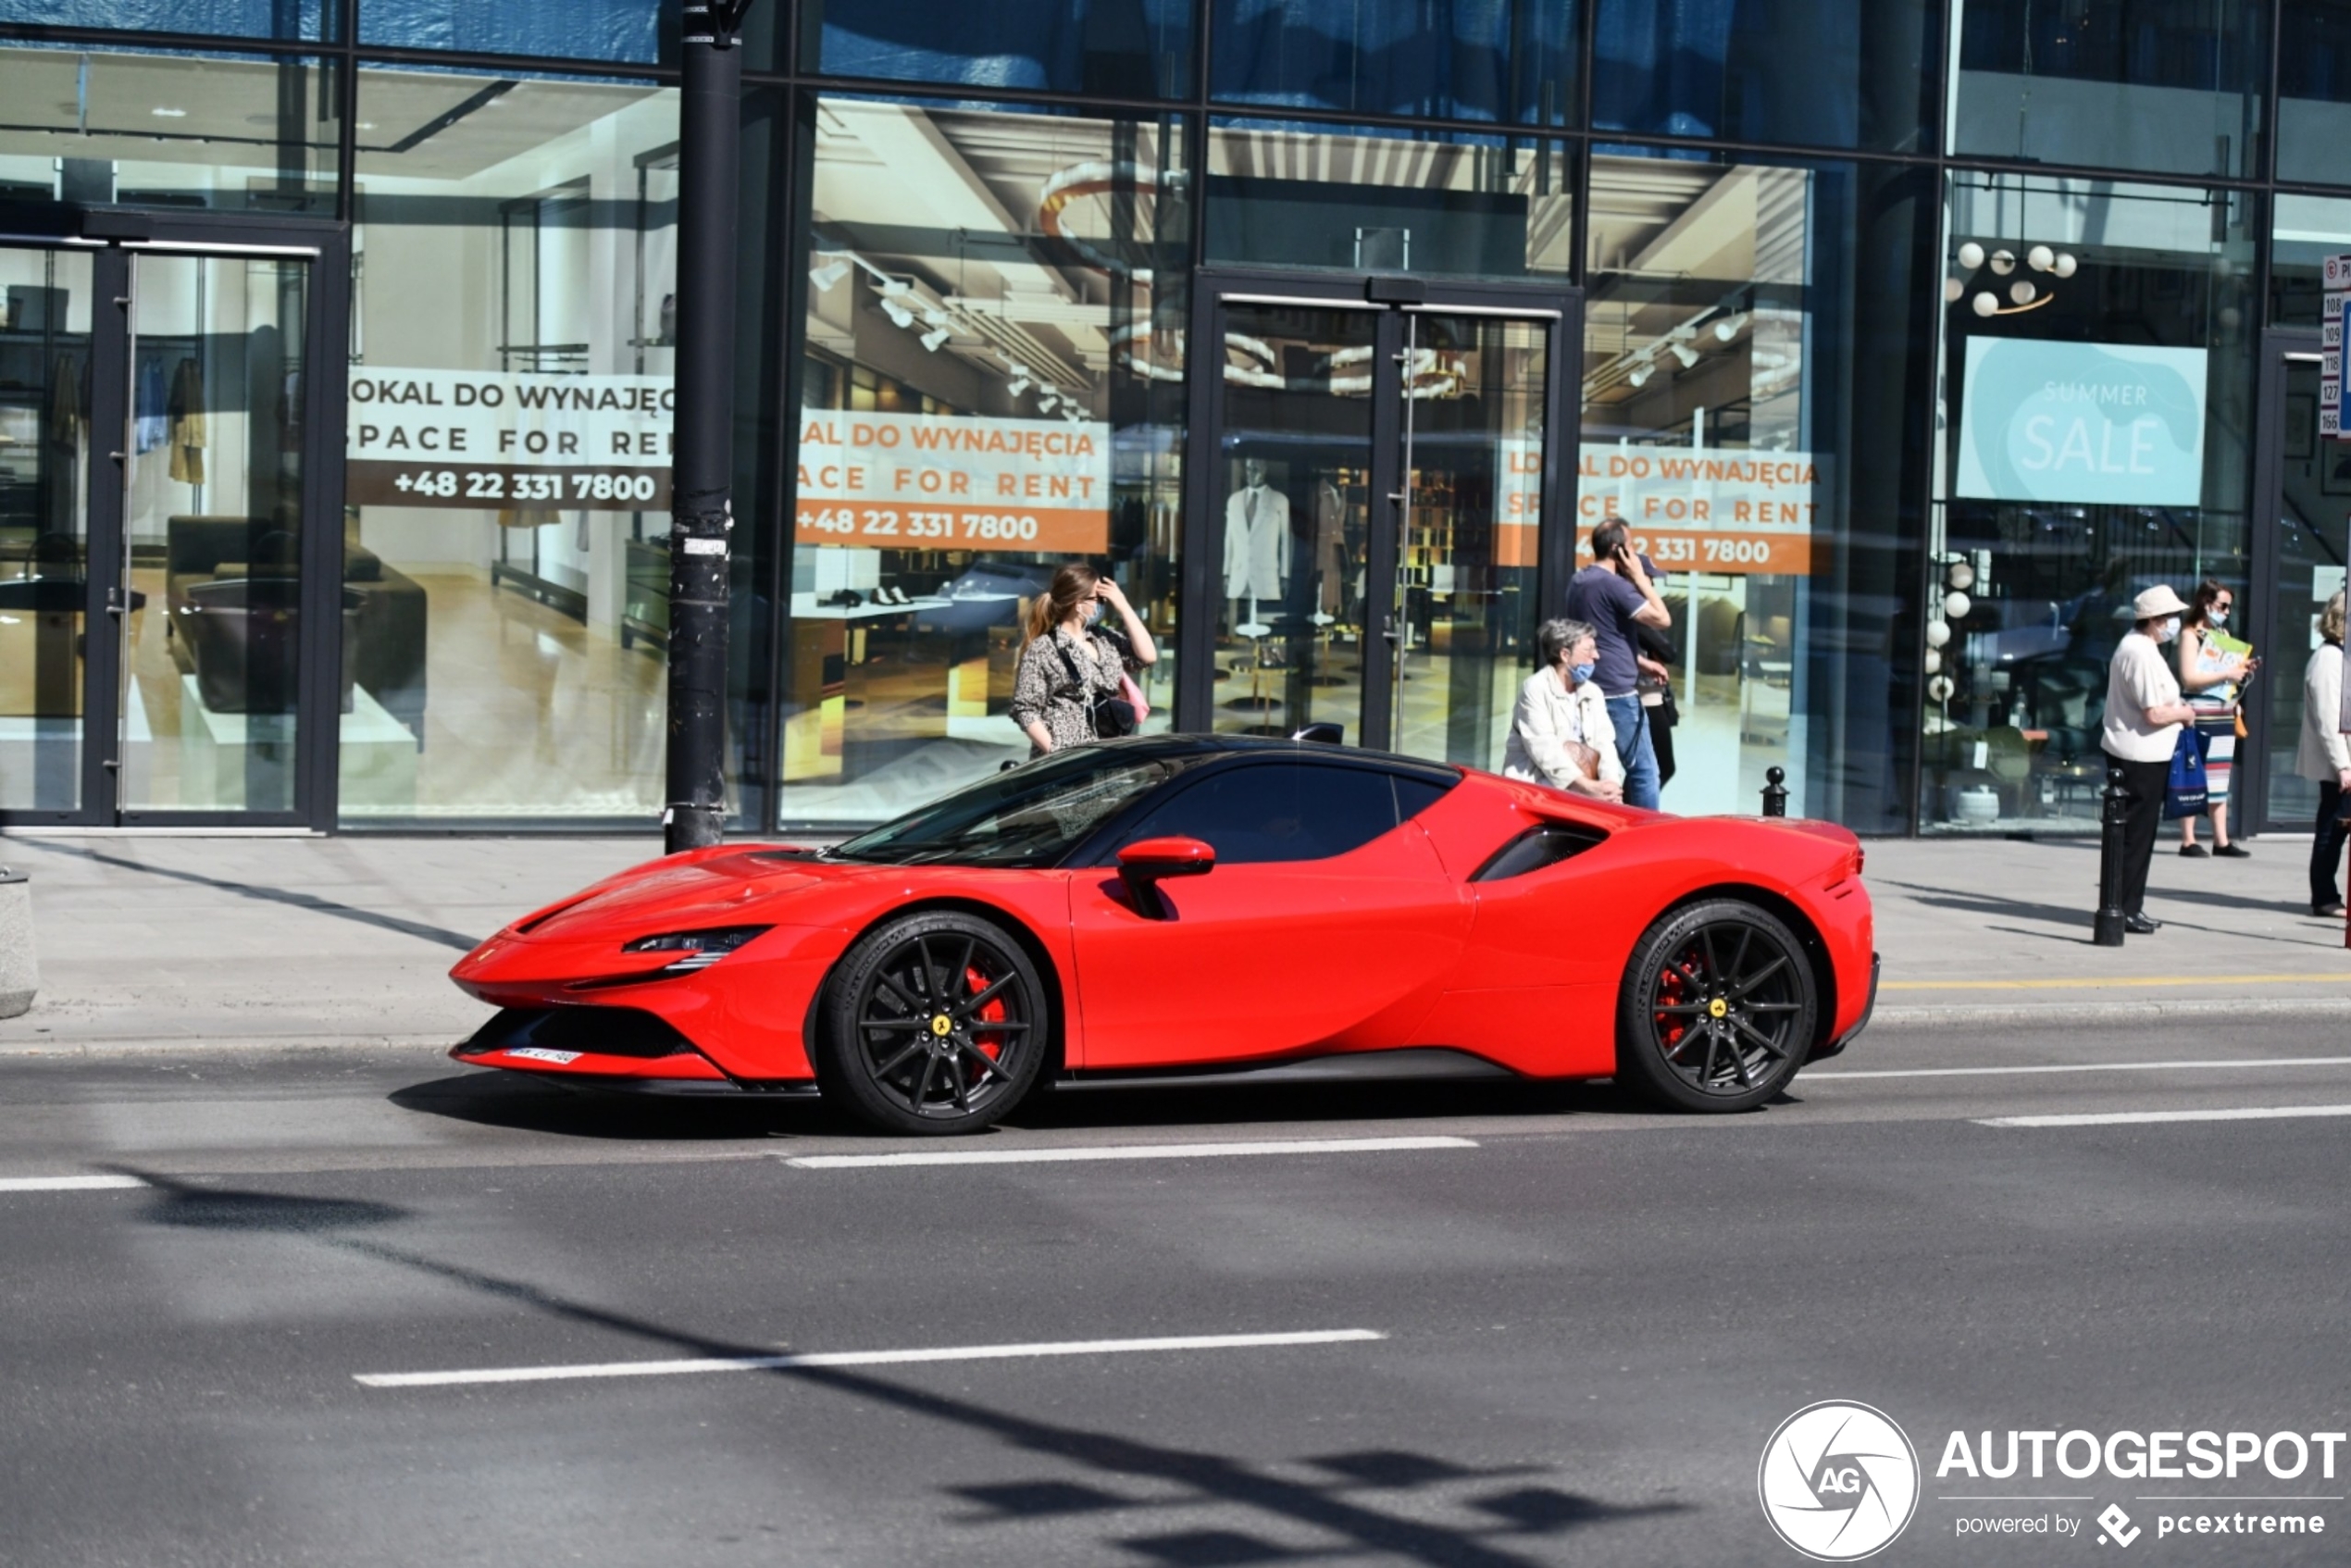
[450,735,1877,1133]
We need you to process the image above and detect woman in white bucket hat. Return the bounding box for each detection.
[2101,584,2199,933]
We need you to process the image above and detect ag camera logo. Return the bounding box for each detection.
[1760,1400,1921,1561]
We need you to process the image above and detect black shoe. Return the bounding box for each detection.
[2123,914,2161,934]
[2315,902,2346,918]
[2214,842,2251,858]
[2178,843,2208,857]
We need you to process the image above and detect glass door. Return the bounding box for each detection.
[0,244,95,816]
[0,231,331,829]
[117,248,313,815]
[1191,279,1569,764]
[2253,342,2344,834]
[1387,308,1549,769]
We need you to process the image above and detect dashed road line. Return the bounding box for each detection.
[783,1136,1477,1169]
[0,1174,146,1193]
[1978,1105,2351,1128]
[1809,1056,2351,1081]
[356,1328,1387,1389]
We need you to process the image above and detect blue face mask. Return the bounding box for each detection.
[1567,661,1598,685]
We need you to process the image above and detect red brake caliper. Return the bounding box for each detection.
[964,966,1005,1068]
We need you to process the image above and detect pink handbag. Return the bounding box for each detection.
[1120,669,1150,723]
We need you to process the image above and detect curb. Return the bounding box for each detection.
[1870,995,2351,1033]
[0,1036,462,1059]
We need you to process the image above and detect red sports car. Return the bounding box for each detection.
[450,735,1877,1133]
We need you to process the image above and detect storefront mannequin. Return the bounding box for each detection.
[1224,456,1290,628]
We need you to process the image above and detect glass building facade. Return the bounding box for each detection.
[0,0,2345,838]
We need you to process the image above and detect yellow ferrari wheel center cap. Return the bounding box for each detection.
[1707,998,1728,1019]
[930,1014,953,1037]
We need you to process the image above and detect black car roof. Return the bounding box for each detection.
[1076,732,1464,789]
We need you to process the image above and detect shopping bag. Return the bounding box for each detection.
[2162,727,2209,819]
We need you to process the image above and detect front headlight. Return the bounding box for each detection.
[621,926,772,973]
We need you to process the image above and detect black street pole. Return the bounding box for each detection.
[664,0,752,853]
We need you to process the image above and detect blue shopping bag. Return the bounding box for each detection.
[2162,727,2209,819]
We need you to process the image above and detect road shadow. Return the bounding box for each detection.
[385,1064,1748,1141]
[388,1069,832,1140]
[115,1165,1691,1565]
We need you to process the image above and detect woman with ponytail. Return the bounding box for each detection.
[1008,563,1157,756]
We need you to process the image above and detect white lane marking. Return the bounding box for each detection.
[357,1327,1386,1390]
[1810,1056,2351,1081]
[1979,1105,2351,1128]
[0,1174,146,1192]
[784,1135,1477,1169]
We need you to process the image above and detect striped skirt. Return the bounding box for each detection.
[2189,697,2235,804]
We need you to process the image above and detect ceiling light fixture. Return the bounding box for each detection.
[151,106,187,118]
[1669,341,1700,369]
[1712,311,1748,342]
[919,324,952,352]
[808,256,850,291]
[878,297,914,330]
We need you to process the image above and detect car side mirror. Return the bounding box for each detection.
[1116,836,1214,917]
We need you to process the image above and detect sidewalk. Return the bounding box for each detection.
[1,827,2344,1055]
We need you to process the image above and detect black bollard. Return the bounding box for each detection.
[2093,761,2129,946]
[1760,765,1788,817]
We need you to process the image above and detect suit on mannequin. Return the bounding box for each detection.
[1223,458,1290,624]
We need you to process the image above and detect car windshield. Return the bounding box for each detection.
[826,745,1216,867]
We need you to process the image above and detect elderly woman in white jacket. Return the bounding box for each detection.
[2297,590,2351,916]
[1501,617,1624,802]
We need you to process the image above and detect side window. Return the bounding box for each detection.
[1113,763,1401,865]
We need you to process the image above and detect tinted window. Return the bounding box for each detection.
[1112,762,1401,864]
[830,745,1216,866]
[1394,775,1454,823]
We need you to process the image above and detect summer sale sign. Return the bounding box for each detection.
[1956,339,2208,507]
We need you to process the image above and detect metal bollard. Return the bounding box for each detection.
[0,866,35,1018]
[2093,763,2129,946]
[1760,765,1788,817]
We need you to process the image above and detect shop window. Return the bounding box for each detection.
[803,0,1192,97]
[0,45,337,214]
[1583,148,1937,830]
[1950,0,2266,178]
[1204,120,1574,279]
[2283,3,2351,186]
[1593,0,1934,153]
[0,0,323,38]
[1112,760,1403,862]
[1923,174,2256,833]
[359,0,661,66]
[338,68,774,825]
[2270,193,2351,330]
[787,95,1189,828]
[1210,0,1576,125]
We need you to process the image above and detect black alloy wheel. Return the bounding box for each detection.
[817,911,1048,1134]
[1615,899,1818,1113]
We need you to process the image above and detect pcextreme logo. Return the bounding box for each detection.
[1759,1400,1922,1561]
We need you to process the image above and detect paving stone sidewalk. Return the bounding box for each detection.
[0,825,2343,1055]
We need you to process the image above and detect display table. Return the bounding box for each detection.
[170,673,417,811]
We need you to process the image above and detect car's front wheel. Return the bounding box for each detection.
[1615,899,1818,1112]
[817,911,1048,1134]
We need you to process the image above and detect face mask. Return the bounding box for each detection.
[1082,600,1102,627]
[2158,616,2182,642]
[2209,610,2229,628]
[1567,661,1598,685]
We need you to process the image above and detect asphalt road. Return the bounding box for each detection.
[3,1022,2346,1568]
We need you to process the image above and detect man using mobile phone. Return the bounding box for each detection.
[1563,516,1672,809]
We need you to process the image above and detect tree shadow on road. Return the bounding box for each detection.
[112,1165,1690,1566]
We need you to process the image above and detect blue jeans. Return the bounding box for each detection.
[1606,694,1661,810]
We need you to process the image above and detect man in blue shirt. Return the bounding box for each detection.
[1563,516,1672,809]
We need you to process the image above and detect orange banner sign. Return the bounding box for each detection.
[795,412,1110,554]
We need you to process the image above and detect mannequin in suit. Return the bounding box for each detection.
[1223,456,1289,628]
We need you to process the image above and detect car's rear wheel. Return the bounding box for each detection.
[1615,899,1817,1113]
[817,912,1048,1135]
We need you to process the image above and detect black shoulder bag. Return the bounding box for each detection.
[1052,633,1136,739]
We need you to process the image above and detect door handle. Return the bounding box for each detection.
[105,586,126,616]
